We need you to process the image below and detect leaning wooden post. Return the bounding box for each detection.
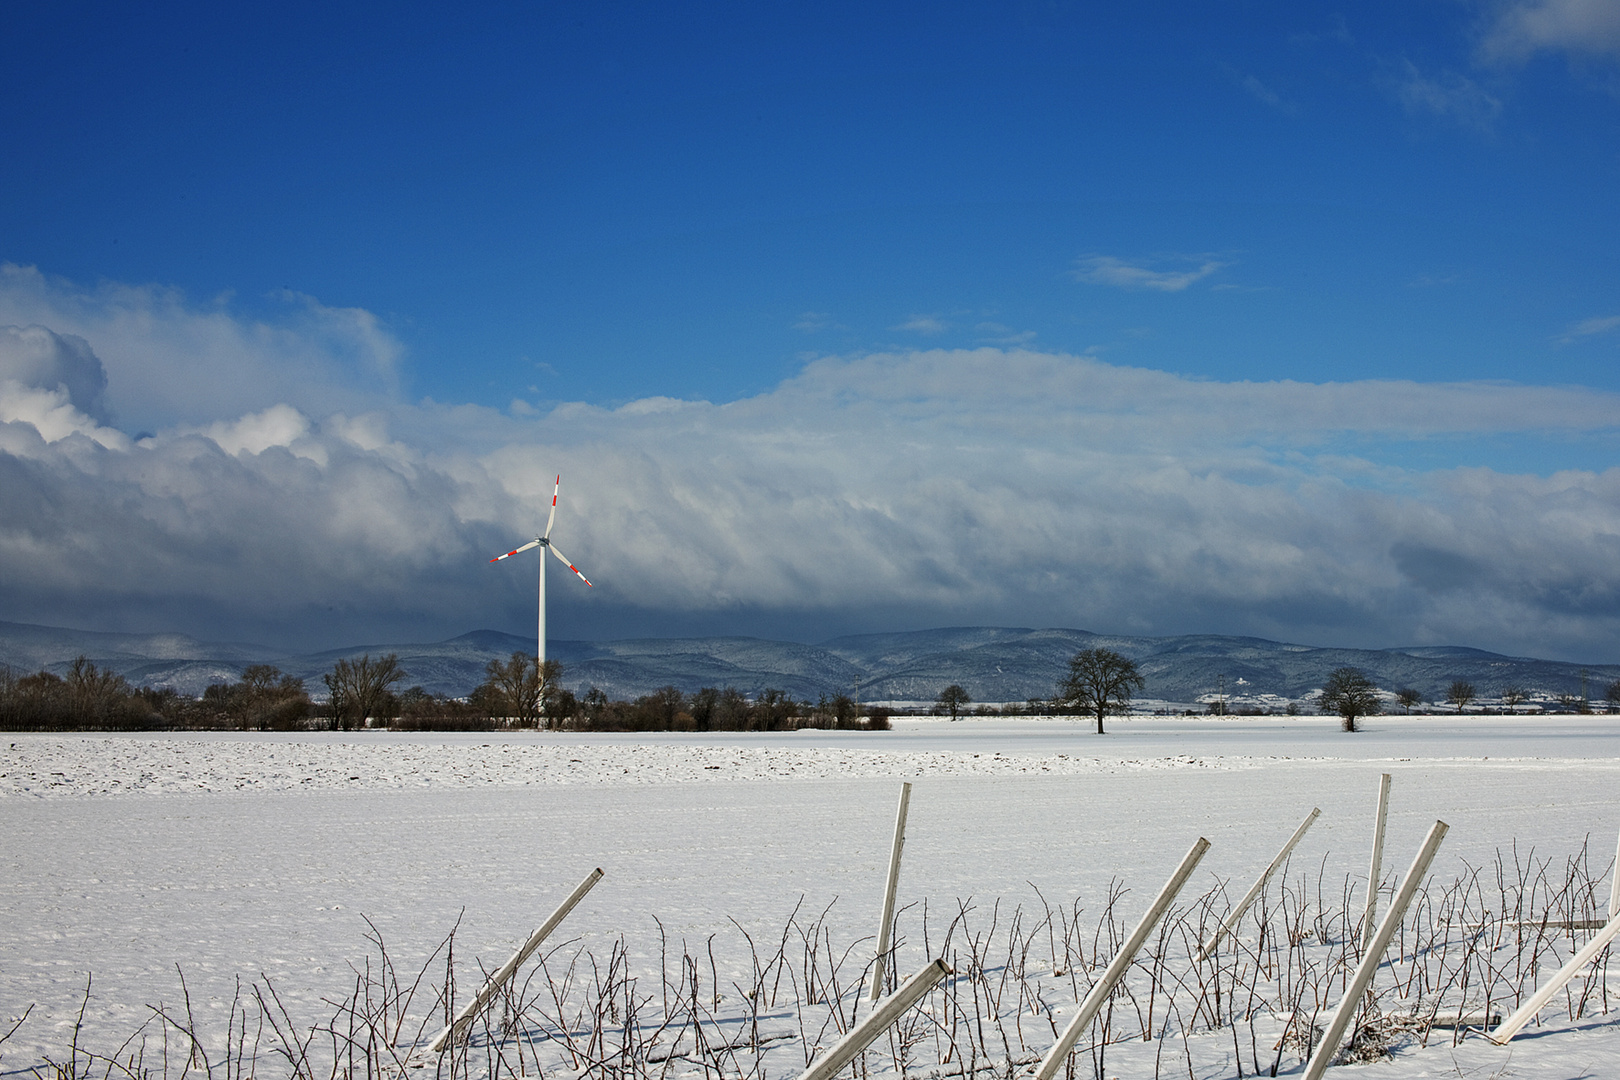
[1361,773,1392,945]
[429,867,605,1052]
[1033,837,1211,1080]
[1487,906,1620,1044]
[1197,808,1320,960]
[797,958,949,1080]
[1303,820,1448,1080]
[1610,828,1620,920]
[869,781,913,1001]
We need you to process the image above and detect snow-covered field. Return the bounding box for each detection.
[3,715,1618,1078]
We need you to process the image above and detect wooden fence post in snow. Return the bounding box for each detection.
[1033,837,1211,1080]
[1303,820,1448,1080]
[797,958,949,1080]
[1362,773,1392,945]
[429,867,604,1052]
[1197,807,1320,961]
[869,781,912,1001]
[1488,906,1620,1044]
[1611,828,1620,920]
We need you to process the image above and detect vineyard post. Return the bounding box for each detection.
[1198,807,1320,960]
[798,958,949,1080]
[1489,907,1620,1044]
[869,781,912,1001]
[1033,837,1212,1080]
[1304,820,1448,1080]
[429,867,604,1052]
[1362,773,1392,945]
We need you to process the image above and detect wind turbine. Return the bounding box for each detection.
[491,476,592,666]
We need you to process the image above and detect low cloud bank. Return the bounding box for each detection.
[4,265,1620,659]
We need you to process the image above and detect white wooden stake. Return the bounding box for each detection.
[796,958,949,1080]
[1033,837,1211,1080]
[1197,807,1320,960]
[1610,828,1620,920]
[870,781,912,1001]
[1303,820,1448,1080]
[429,867,604,1052]
[1362,773,1392,945]
[1487,906,1620,1044]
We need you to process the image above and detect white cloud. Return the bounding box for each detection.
[8,269,1620,659]
[896,315,949,334]
[275,290,404,383]
[1387,60,1503,131]
[793,311,834,332]
[1408,272,1462,288]
[0,325,110,422]
[1237,73,1301,115]
[1482,0,1620,62]
[1558,314,1620,343]
[974,322,1036,345]
[0,381,130,450]
[195,404,312,456]
[1072,255,1226,292]
[0,263,406,432]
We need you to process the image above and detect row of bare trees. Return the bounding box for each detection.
[12,646,1617,732]
[0,648,877,733]
[0,657,313,731]
[0,656,153,730]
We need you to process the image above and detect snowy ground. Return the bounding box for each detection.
[2,714,1618,1078]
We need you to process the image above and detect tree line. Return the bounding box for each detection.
[934,650,1620,734]
[5,646,1614,732]
[0,651,892,732]
[0,657,311,731]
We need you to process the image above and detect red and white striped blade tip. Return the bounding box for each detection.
[490,539,540,562]
[544,476,560,538]
[547,543,592,586]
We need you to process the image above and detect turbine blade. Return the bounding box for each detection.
[543,475,560,539]
[547,543,592,586]
[490,539,540,562]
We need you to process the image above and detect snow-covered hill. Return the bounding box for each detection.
[2,619,1614,705]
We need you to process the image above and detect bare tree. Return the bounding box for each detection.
[829,693,858,728]
[1395,688,1422,714]
[935,684,971,721]
[1445,679,1477,714]
[714,686,751,730]
[1502,685,1528,714]
[237,665,309,729]
[480,652,542,727]
[65,655,132,724]
[323,653,407,730]
[1055,648,1145,735]
[1320,667,1379,732]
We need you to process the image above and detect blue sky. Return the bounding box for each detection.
[4,1,1620,662]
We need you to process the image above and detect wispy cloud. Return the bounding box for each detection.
[896,314,949,335]
[1227,68,1301,115]
[1408,272,1462,288]
[1558,314,1620,343]
[974,322,1036,345]
[9,267,1620,658]
[1386,60,1503,132]
[1481,0,1620,62]
[1072,255,1227,292]
[793,311,836,332]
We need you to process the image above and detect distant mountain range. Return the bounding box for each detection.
[2,620,1614,708]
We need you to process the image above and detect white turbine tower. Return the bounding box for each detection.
[491,476,592,667]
